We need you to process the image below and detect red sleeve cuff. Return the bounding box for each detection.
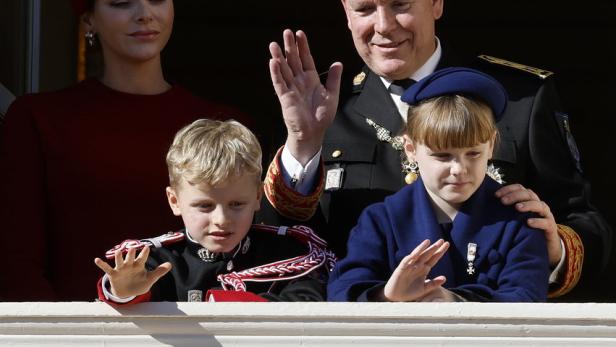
[263,146,324,221]
[548,224,584,298]
[96,277,152,306]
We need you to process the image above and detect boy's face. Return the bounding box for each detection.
[405,137,494,213]
[166,174,262,253]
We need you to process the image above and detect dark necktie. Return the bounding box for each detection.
[440,222,453,243]
[388,79,415,96]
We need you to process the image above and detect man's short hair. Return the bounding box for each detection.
[166,119,262,188]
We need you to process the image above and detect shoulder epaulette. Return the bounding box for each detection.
[352,70,368,93]
[478,54,554,80]
[104,231,185,259]
[353,71,366,86]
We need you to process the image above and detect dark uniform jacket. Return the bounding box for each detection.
[98,225,330,303]
[327,176,550,302]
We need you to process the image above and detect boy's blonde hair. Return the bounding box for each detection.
[405,95,498,150]
[166,119,262,188]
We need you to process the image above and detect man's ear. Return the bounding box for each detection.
[340,0,352,30]
[166,186,182,216]
[432,0,445,20]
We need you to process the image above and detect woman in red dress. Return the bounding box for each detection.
[0,0,251,301]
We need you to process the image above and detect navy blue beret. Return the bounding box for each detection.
[401,67,508,120]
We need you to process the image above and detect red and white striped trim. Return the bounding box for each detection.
[104,231,185,259]
[217,224,336,292]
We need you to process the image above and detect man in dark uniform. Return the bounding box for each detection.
[260,0,612,299]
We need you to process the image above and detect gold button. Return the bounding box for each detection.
[332,150,342,158]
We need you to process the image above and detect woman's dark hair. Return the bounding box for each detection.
[86,0,95,12]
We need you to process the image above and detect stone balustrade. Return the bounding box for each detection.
[1,302,616,346]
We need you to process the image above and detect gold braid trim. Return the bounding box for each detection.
[548,224,584,298]
[478,55,554,80]
[263,147,325,221]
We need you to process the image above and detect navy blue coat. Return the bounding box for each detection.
[327,176,549,302]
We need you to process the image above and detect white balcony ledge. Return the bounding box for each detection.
[1,302,616,346]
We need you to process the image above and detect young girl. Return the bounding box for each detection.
[327,67,549,302]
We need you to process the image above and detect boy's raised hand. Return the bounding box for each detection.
[381,239,450,302]
[94,246,172,298]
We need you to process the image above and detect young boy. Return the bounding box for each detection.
[95,119,335,304]
[327,67,550,302]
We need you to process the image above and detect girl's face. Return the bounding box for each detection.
[405,137,495,214]
[86,0,174,65]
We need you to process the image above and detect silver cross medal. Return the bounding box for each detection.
[466,243,477,275]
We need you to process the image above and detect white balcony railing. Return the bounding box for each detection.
[1,302,616,346]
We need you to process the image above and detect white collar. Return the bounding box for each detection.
[381,36,442,88]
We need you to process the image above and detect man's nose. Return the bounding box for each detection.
[374,6,397,35]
